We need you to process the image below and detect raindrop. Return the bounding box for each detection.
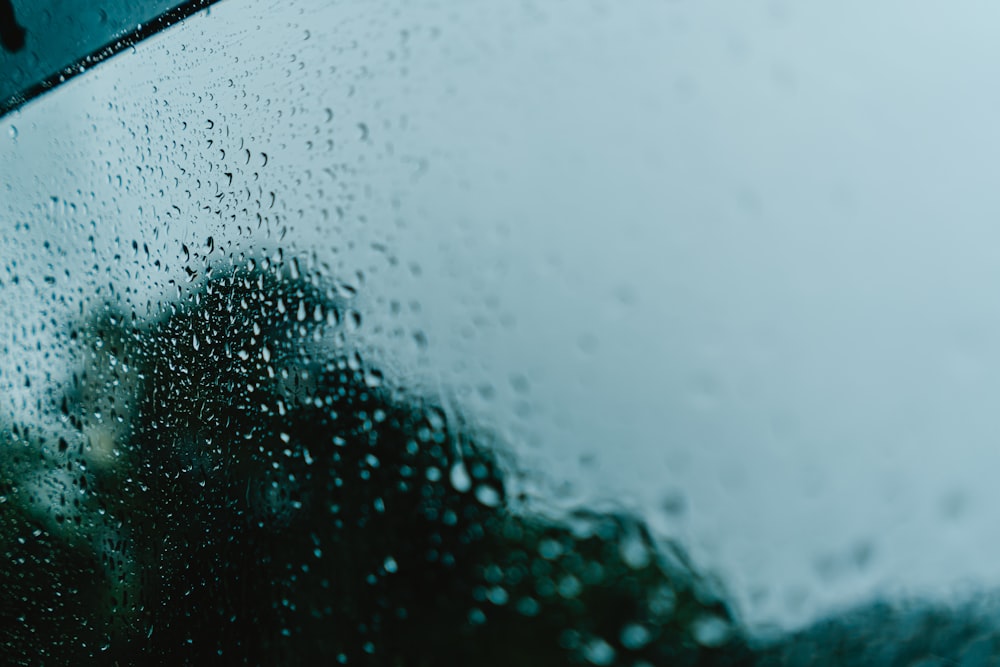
[538,538,562,560]
[474,484,501,507]
[582,637,616,666]
[486,586,509,605]
[510,374,530,395]
[7,125,17,140]
[620,623,652,650]
[619,531,651,569]
[661,491,687,518]
[449,462,472,493]
[517,597,540,617]
[363,369,383,388]
[692,615,732,648]
[558,575,582,598]
[613,284,638,306]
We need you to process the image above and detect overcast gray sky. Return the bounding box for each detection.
[5,0,1000,636]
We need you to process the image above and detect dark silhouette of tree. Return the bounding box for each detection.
[1,258,752,665]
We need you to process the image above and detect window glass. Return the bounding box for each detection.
[0,0,214,113]
[4,1,1000,664]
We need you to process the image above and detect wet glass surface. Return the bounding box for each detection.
[0,0,213,113]
[5,1,1000,664]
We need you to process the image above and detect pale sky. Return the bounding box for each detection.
[5,0,1000,636]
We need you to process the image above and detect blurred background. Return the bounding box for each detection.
[4,0,1000,642]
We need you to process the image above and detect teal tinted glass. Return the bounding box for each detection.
[0,0,215,114]
[4,1,1000,664]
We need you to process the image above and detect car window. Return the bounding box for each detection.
[4,1,1000,665]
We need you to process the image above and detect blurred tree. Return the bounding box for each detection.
[2,257,752,665]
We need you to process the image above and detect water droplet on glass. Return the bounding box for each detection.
[450,462,472,493]
[474,484,501,507]
[364,369,383,388]
[692,615,732,647]
[582,637,616,666]
[619,530,651,569]
[620,623,652,650]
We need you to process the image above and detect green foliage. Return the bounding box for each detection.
[0,260,751,665]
